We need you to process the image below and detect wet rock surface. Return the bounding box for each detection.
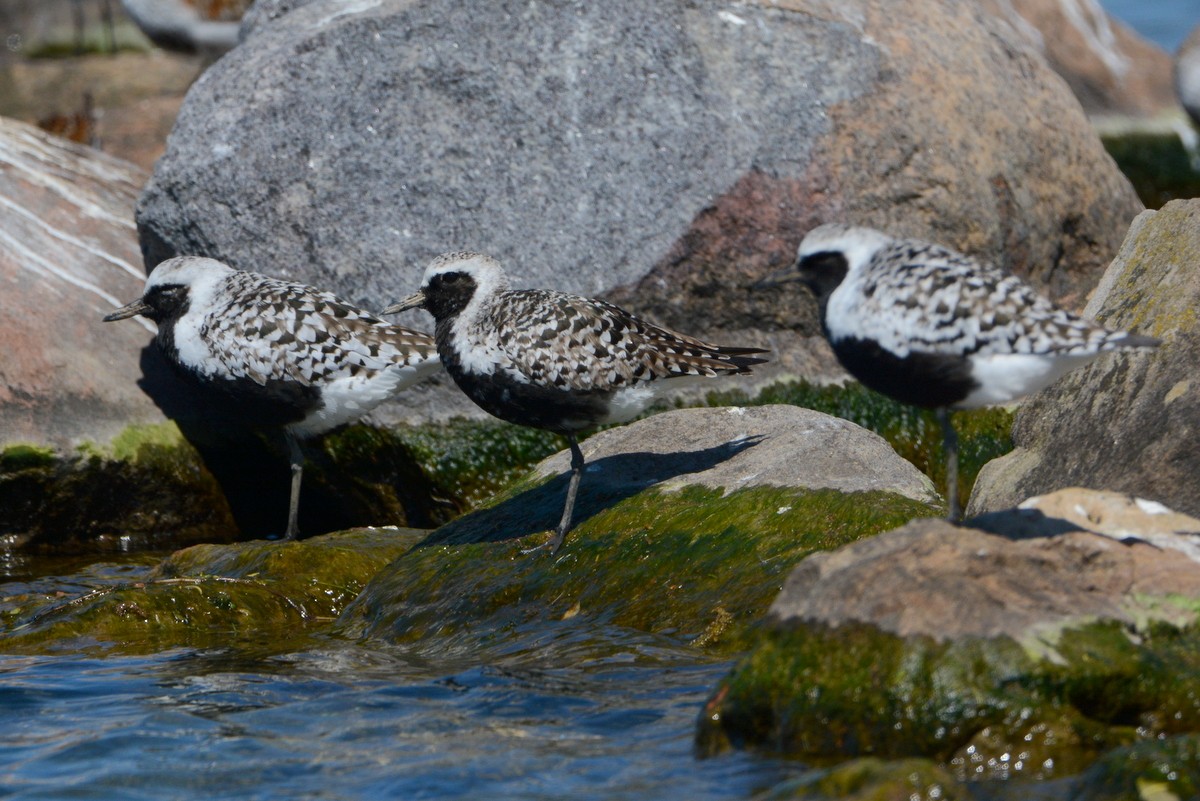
[699,488,1200,793]
[138,0,1142,423]
[968,199,1198,518]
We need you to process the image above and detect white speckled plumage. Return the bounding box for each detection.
[383,251,767,551]
[768,223,1158,521]
[104,255,440,538]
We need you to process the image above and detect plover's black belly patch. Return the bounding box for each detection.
[168,361,322,430]
[440,347,610,434]
[832,336,979,410]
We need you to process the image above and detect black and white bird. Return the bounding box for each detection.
[381,252,768,553]
[762,223,1159,521]
[104,256,440,540]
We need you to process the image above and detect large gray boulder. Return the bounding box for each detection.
[137,0,1143,423]
[968,199,1194,518]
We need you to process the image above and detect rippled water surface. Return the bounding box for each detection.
[0,635,799,800]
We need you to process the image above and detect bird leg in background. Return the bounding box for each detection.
[530,434,585,555]
[284,432,304,541]
[937,407,961,523]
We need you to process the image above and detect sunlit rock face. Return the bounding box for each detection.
[980,0,1177,117]
[138,0,1144,425]
[0,116,163,450]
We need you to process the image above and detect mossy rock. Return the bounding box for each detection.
[0,528,421,654]
[0,423,237,553]
[696,619,1200,787]
[338,484,937,654]
[1074,734,1200,800]
[760,757,966,800]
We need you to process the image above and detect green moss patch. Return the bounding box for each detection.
[1102,132,1200,210]
[0,528,421,655]
[697,619,1200,786]
[0,424,237,553]
[338,485,938,654]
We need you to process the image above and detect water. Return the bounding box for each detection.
[1100,0,1200,52]
[0,637,798,800]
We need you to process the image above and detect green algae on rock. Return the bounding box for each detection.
[758,756,966,800]
[0,529,421,654]
[0,422,237,553]
[698,498,1200,791]
[338,486,935,654]
[338,406,941,652]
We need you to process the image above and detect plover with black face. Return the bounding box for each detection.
[761,223,1159,521]
[104,256,440,540]
[382,252,768,553]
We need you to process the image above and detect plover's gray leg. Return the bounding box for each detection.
[284,432,304,540]
[937,407,960,523]
[525,434,585,554]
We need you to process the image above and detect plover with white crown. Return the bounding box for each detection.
[104,256,440,540]
[760,223,1159,522]
[382,252,768,553]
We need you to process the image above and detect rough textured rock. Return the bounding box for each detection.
[697,489,1200,790]
[967,199,1195,518]
[980,0,1177,117]
[0,116,164,449]
[137,0,1142,423]
[771,489,1200,642]
[531,405,938,506]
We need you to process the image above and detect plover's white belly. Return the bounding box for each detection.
[958,351,1101,409]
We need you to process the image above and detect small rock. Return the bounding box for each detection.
[532,405,939,505]
[771,488,1200,642]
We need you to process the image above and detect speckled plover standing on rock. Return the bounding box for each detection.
[104,256,440,540]
[760,224,1159,522]
[382,252,768,553]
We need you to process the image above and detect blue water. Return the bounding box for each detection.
[0,638,797,800]
[1100,0,1200,52]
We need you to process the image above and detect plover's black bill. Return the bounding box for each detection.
[381,291,426,315]
[752,262,802,290]
[103,299,152,322]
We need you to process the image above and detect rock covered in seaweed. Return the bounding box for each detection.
[698,488,1200,793]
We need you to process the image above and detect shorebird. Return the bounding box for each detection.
[104,256,440,539]
[382,252,767,552]
[761,223,1159,521]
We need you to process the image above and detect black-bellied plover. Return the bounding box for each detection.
[381,252,767,552]
[104,256,440,540]
[761,223,1159,521]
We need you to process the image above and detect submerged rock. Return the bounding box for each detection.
[0,528,420,654]
[338,405,940,653]
[698,488,1200,791]
[968,199,1196,518]
[138,0,1141,423]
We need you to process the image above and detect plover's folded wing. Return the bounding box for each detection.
[495,290,765,392]
[201,276,437,387]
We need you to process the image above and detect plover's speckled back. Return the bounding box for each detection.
[104,256,440,539]
[382,251,767,552]
[762,223,1159,521]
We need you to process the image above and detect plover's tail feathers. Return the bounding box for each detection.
[1105,331,1161,350]
[638,325,769,378]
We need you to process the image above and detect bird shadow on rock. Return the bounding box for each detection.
[415,435,765,548]
[967,508,1092,540]
[135,345,445,540]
